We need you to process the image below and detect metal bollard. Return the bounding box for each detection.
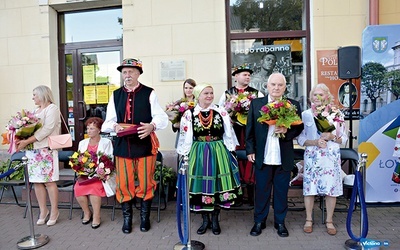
[344,153,368,250]
[174,156,205,250]
[17,156,50,249]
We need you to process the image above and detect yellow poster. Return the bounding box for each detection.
[108,84,119,96]
[83,65,95,84]
[96,85,109,104]
[84,85,96,104]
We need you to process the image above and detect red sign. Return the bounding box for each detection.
[317,50,360,119]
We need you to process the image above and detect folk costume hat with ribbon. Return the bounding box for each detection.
[232,63,253,76]
[193,83,213,101]
[117,58,143,74]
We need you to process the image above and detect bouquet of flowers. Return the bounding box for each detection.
[2,109,42,154]
[257,99,302,138]
[224,90,257,125]
[69,151,115,184]
[312,102,344,133]
[165,99,195,126]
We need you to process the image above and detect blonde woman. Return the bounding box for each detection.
[17,85,61,226]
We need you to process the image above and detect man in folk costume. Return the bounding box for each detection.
[102,58,168,234]
[218,64,263,206]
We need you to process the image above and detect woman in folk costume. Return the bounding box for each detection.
[177,83,242,235]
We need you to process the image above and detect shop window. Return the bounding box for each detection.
[226,0,310,108]
[229,0,303,32]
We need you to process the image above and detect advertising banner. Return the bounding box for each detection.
[316,50,361,120]
[231,44,292,96]
[359,24,400,202]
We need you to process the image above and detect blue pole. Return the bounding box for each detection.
[174,156,205,250]
[345,153,368,249]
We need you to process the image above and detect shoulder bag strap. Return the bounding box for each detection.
[59,112,70,133]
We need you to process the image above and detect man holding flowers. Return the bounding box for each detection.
[218,64,263,206]
[246,73,303,237]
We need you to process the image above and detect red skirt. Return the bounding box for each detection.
[74,178,106,197]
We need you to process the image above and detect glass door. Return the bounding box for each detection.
[62,47,122,149]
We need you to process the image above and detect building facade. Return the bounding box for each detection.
[1,0,400,158]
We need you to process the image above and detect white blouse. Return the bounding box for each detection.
[176,104,239,156]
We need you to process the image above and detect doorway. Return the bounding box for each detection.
[59,44,122,149]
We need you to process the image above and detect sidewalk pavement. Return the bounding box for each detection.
[1,197,399,250]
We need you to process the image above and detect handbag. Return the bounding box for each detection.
[48,113,72,150]
[102,174,116,197]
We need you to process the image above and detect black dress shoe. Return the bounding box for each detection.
[274,223,289,237]
[250,222,266,236]
[82,215,92,225]
[91,223,101,229]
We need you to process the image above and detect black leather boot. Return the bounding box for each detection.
[196,212,211,235]
[211,209,221,235]
[121,201,133,234]
[140,199,152,232]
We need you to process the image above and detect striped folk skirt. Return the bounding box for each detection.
[185,140,242,211]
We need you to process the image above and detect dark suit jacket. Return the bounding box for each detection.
[245,96,304,171]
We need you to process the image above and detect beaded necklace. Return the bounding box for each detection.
[198,110,213,129]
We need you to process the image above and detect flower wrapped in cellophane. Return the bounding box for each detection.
[3,109,42,154]
[312,102,344,133]
[165,99,195,126]
[69,151,115,184]
[224,90,257,126]
[257,99,302,138]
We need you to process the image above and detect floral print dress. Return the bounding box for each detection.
[177,104,242,211]
[297,109,348,197]
[26,105,59,183]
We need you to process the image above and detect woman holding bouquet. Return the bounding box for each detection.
[176,83,242,235]
[297,83,348,235]
[74,117,113,229]
[168,78,196,146]
[16,85,61,226]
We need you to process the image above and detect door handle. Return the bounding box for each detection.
[78,101,87,121]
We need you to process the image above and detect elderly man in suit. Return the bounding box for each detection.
[245,72,304,237]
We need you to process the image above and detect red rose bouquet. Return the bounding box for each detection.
[257,99,302,138]
[69,151,114,184]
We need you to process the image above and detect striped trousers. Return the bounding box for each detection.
[115,154,157,203]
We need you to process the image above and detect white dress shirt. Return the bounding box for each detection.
[263,96,281,165]
[101,86,168,133]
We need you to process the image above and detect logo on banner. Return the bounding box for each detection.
[372,37,388,53]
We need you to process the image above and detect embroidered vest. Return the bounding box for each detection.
[113,85,153,158]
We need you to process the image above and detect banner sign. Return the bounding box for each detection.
[359,24,400,203]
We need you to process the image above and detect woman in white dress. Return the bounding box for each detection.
[16,85,61,226]
[297,83,348,235]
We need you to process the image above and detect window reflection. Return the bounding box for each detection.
[62,8,122,43]
[229,0,303,32]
